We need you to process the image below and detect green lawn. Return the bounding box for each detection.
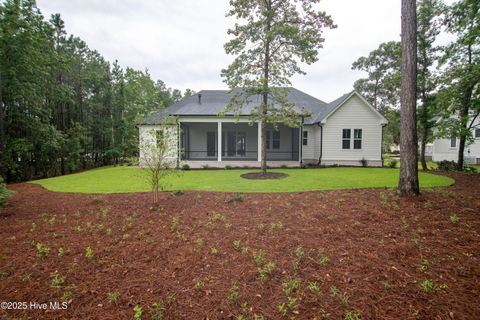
[30,166,454,194]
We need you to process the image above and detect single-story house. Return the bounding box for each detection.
[431,116,480,164]
[138,88,388,168]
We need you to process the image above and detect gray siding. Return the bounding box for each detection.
[322,95,383,163]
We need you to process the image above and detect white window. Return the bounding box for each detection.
[354,129,362,149]
[303,131,308,146]
[342,129,351,149]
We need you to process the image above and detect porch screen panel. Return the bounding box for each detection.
[206,132,216,157]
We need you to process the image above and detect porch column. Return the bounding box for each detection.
[217,121,222,162]
[257,121,262,162]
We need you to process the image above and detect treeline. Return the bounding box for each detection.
[0,0,191,182]
[351,0,479,170]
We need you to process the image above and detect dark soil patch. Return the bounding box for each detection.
[240,172,289,179]
[0,173,479,319]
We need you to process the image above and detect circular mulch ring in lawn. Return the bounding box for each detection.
[240,172,289,180]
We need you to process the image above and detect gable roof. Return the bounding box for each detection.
[316,91,388,125]
[140,88,386,125]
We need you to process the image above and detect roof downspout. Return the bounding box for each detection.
[299,116,304,165]
[317,124,323,166]
[176,120,180,169]
[381,123,386,167]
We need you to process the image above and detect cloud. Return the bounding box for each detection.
[35,0,453,102]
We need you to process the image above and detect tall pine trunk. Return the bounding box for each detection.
[0,71,5,179]
[261,0,272,175]
[399,0,420,196]
[457,85,473,170]
[457,44,474,171]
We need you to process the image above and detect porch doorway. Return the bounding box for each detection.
[225,131,246,158]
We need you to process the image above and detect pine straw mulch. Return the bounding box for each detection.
[0,172,479,319]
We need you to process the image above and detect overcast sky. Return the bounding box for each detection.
[36,0,452,102]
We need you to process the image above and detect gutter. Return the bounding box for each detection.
[299,117,304,164]
[317,124,323,166]
[381,123,387,167]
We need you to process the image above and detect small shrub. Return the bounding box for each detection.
[329,286,339,298]
[36,243,50,259]
[193,279,205,290]
[133,305,143,320]
[227,282,239,304]
[233,240,241,251]
[278,302,288,316]
[307,281,321,296]
[253,250,276,282]
[0,177,10,207]
[420,279,434,292]
[282,277,301,296]
[437,160,457,171]
[388,158,398,168]
[195,238,205,250]
[319,254,330,266]
[210,247,219,256]
[107,291,120,304]
[344,310,361,320]
[269,222,283,233]
[463,166,477,173]
[85,247,94,260]
[224,165,233,170]
[125,156,139,166]
[151,302,166,320]
[171,190,184,196]
[360,158,368,167]
[450,213,459,224]
[181,164,190,171]
[257,223,266,234]
[50,271,65,289]
[202,164,210,169]
[226,193,244,203]
[292,245,304,269]
[171,216,180,232]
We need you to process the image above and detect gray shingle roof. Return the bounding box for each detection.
[140,88,355,125]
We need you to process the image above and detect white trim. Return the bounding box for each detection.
[178,116,251,123]
[321,91,388,125]
[217,122,222,162]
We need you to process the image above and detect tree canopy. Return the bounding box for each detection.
[0,0,187,182]
[222,0,336,173]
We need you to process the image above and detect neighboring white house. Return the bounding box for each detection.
[138,88,388,168]
[432,116,480,164]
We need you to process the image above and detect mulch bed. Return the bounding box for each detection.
[240,172,289,180]
[0,172,479,319]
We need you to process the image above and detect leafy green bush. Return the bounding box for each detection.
[464,166,477,173]
[387,158,398,168]
[124,157,139,166]
[181,164,190,171]
[436,160,457,171]
[0,178,10,207]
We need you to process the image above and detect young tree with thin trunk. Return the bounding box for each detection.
[417,0,442,171]
[222,0,336,174]
[436,0,479,170]
[139,118,178,204]
[399,0,420,195]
